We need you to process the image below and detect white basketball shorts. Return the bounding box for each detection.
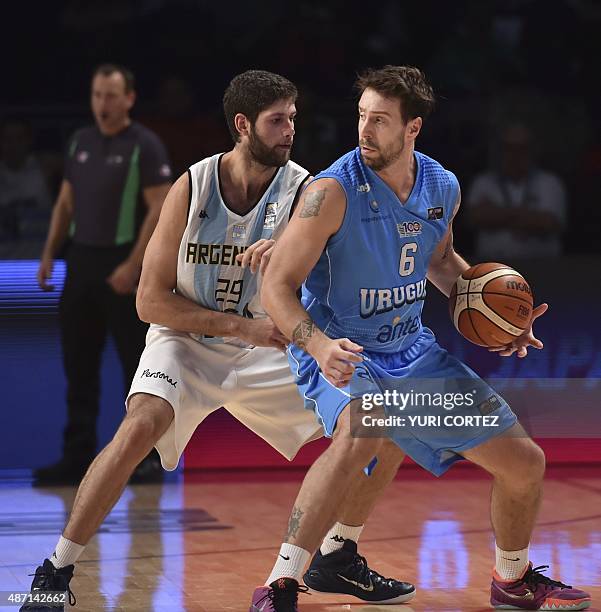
[126,326,323,470]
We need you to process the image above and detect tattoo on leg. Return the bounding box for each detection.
[299,189,327,218]
[292,319,315,351]
[285,506,304,541]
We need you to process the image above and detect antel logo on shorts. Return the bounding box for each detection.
[141,369,177,387]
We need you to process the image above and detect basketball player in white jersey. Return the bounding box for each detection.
[20,71,414,612]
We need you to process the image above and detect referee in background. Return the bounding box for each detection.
[36,64,172,485]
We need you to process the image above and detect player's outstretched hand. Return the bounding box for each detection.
[238,317,288,351]
[313,337,364,388]
[235,238,276,274]
[488,303,548,358]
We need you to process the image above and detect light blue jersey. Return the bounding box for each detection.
[289,147,518,477]
[303,147,459,354]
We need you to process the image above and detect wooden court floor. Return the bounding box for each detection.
[1,467,599,611]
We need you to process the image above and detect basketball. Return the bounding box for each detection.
[449,262,534,348]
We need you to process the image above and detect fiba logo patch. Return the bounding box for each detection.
[264,202,278,230]
[369,200,379,213]
[427,206,444,220]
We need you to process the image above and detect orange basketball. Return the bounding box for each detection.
[449,262,534,348]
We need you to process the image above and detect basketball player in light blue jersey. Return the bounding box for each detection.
[19,71,414,612]
[260,66,591,611]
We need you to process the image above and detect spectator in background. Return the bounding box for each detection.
[34,64,172,486]
[0,118,51,258]
[466,122,566,259]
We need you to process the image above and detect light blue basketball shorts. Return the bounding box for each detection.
[287,327,517,476]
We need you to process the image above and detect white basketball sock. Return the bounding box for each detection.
[49,536,85,569]
[495,544,529,580]
[265,544,310,585]
[320,522,364,556]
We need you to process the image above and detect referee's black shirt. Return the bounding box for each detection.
[64,121,171,247]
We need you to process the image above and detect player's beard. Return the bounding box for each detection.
[361,138,404,172]
[248,126,291,168]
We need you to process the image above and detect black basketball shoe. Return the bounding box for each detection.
[303,539,415,604]
[20,559,76,611]
[129,448,163,484]
[250,577,309,611]
[32,458,90,487]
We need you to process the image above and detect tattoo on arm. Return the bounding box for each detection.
[299,188,326,218]
[292,318,315,351]
[284,506,304,541]
[442,229,454,259]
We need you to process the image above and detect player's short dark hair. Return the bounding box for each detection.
[355,65,435,124]
[92,63,135,93]
[223,70,298,143]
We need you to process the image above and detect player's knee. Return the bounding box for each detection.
[521,441,546,483]
[330,431,382,469]
[497,439,546,485]
[376,438,405,468]
[122,394,173,449]
[329,403,383,466]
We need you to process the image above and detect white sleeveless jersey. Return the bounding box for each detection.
[175,153,309,345]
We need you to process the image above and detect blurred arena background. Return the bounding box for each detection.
[0,2,600,610]
[1,0,599,472]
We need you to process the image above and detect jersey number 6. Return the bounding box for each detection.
[399,242,418,277]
